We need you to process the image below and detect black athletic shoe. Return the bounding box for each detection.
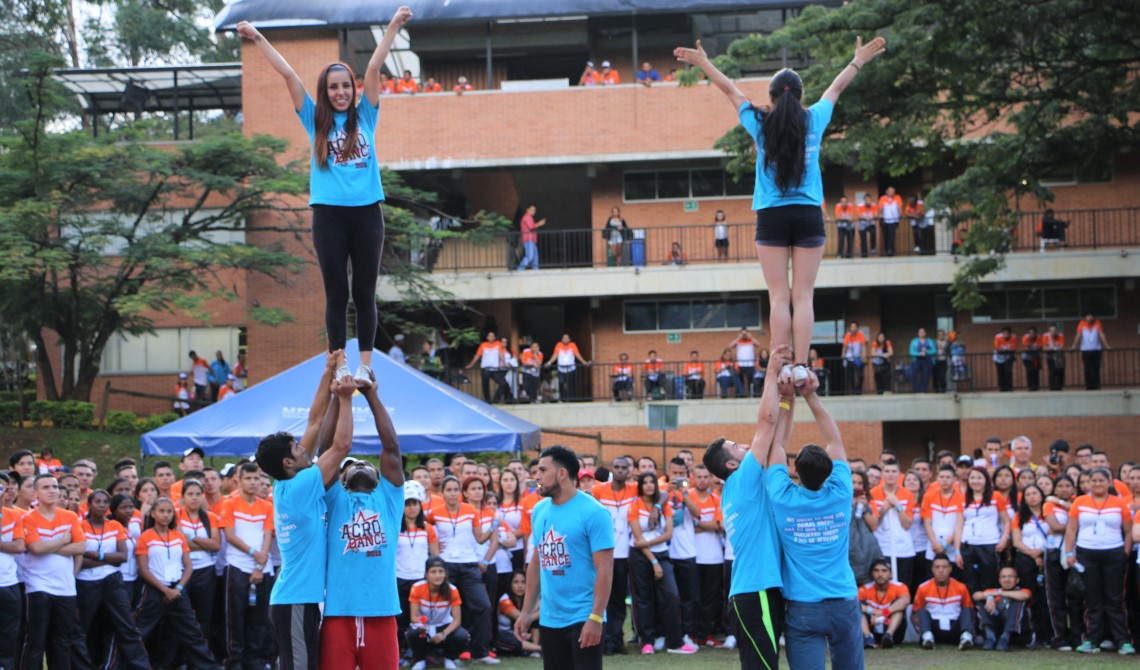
[881,633,894,649]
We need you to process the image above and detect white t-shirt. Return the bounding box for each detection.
[667,494,696,561]
[428,504,481,564]
[76,520,126,582]
[395,524,437,581]
[735,339,756,366]
[962,495,1007,545]
[22,509,84,596]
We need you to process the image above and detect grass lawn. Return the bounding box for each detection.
[484,646,1134,668]
[1,427,143,481]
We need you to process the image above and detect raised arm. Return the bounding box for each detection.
[749,345,792,469]
[801,371,846,461]
[673,40,749,111]
[766,375,796,470]
[236,22,307,111]
[363,6,413,107]
[362,375,403,488]
[821,36,887,106]
[318,379,358,488]
[300,350,341,458]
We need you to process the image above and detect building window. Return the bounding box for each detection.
[623,169,751,202]
[624,297,761,332]
[62,208,244,256]
[972,286,1116,323]
[102,326,243,374]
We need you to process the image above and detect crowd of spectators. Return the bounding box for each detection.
[3,425,1136,665]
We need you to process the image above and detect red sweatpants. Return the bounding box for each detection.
[319,616,398,670]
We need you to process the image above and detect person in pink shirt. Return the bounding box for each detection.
[516,204,546,271]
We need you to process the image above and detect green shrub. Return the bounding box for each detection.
[29,400,53,423]
[138,415,169,432]
[105,410,140,434]
[0,401,20,426]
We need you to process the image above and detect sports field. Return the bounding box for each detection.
[485,646,1135,668]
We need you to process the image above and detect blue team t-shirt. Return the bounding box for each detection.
[768,460,856,602]
[738,98,834,210]
[296,93,385,207]
[323,476,404,616]
[270,465,327,605]
[722,453,783,596]
[530,491,615,629]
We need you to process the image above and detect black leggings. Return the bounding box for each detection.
[312,203,385,352]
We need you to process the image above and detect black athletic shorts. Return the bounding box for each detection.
[755,205,826,248]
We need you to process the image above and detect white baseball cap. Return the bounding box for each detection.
[403,480,428,503]
[601,60,611,68]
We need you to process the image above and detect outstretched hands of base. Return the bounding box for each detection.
[852,36,887,68]
[673,40,710,67]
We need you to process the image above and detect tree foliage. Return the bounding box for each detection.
[703,0,1140,308]
[0,54,509,401]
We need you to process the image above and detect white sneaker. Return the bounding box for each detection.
[667,644,699,655]
[353,365,374,388]
[723,635,737,650]
[411,662,426,670]
[683,635,697,648]
[334,365,353,385]
[473,656,500,665]
[959,631,974,650]
[654,636,666,651]
[792,364,809,387]
[443,661,457,670]
[922,632,935,649]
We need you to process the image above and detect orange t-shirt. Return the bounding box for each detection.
[684,362,704,377]
[834,203,855,221]
[1021,334,1040,350]
[716,361,737,374]
[644,359,663,375]
[843,331,867,350]
[612,364,633,378]
[518,491,542,540]
[396,78,419,94]
[601,70,620,84]
[1041,332,1065,349]
[857,204,878,220]
[913,578,973,619]
[408,580,462,626]
[423,82,442,93]
[993,333,1017,353]
[878,195,904,219]
[519,350,543,368]
[905,203,925,220]
[36,458,63,474]
[858,581,910,608]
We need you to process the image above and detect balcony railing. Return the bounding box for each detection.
[422,207,1140,273]
[430,348,1140,404]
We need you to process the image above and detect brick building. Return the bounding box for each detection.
[73,1,1140,467]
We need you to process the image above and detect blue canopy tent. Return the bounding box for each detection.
[141,340,540,457]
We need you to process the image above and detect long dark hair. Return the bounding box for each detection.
[965,467,994,507]
[180,479,211,536]
[424,556,451,600]
[314,63,360,169]
[1017,484,1044,528]
[498,469,521,508]
[755,68,806,194]
[636,472,661,504]
[401,498,426,533]
[993,465,1017,507]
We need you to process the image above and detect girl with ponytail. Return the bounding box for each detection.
[237,6,413,387]
[675,36,886,380]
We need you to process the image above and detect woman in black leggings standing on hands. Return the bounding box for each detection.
[237,6,412,386]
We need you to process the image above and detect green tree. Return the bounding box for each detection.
[83,0,239,66]
[697,0,1140,308]
[0,55,508,401]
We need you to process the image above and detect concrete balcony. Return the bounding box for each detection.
[500,388,1138,431]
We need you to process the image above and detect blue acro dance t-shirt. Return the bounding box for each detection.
[530,491,615,628]
[296,93,385,207]
[323,475,403,616]
[738,98,834,210]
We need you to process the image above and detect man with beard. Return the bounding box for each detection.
[321,371,405,668]
[255,351,348,670]
[515,446,614,670]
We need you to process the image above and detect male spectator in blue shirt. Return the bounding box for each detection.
[637,62,661,87]
[254,350,346,670]
[765,370,863,669]
[701,345,792,670]
[516,445,614,670]
[207,350,233,403]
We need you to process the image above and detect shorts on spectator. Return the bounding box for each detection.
[715,238,729,248]
[755,205,826,248]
